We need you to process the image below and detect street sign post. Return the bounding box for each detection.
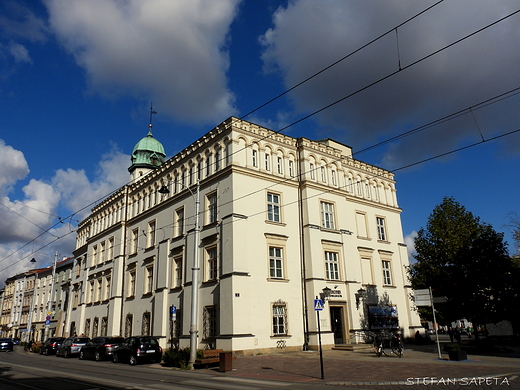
[315,298,324,379]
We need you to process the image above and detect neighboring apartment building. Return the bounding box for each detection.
[64,116,421,354]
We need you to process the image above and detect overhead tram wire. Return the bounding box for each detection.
[238,0,445,121]
[3,6,518,270]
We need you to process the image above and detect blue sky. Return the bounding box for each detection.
[1,0,519,284]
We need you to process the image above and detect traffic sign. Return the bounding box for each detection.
[45,320,50,325]
[314,299,324,311]
[45,315,51,321]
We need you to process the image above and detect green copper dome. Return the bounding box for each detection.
[129,125,166,173]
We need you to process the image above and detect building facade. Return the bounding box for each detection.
[0,117,421,351]
[63,117,421,354]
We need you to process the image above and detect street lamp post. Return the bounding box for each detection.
[159,180,201,369]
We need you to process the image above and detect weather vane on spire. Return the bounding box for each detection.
[149,102,157,130]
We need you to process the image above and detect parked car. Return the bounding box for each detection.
[0,338,14,352]
[56,337,90,358]
[79,336,124,361]
[112,336,162,365]
[39,337,66,355]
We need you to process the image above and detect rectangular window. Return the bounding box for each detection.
[310,163,315,180]
[100,241,105,264]
[382,260,392,285]
[203,305,217,339]
[125,314,133,338]
[215,150,220,171]
[131,229,138,254]
[277,157,283,174]
[325,251,340,280]
[173,256,183,288]
[73,288,79,309]
[206,156,211,177]
[269,247,283,279]
[331,170,336,186]
[207,192,217,224]
[272,302,287,336]
[108,237,114,261]
[101,317,108,337]
[104,276,111,300]
[93,317,99,338]
[207,247,217,280]
[176,208,184,237]
[265,153,270,171]
[289,160,294,177]
[321,166,326,183]
[147,220,156,248]
[96,278,102,302]
[252,149,258,167]
[128,270,136,297]
[197,160,202,181]
[145,265,154,294]
[321,202,335,229]
[267,193,280,222]
[89,281,95,303]
[91,245,97,267]
[76,258,82,277]
[84,318,91,338]
[377,217,387,241]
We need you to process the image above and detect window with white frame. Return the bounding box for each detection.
[320,201,335,229]
[331,170,336,186]
[310,163,315,180]
[96,278,102,302]
[382,260,392,285]
[267,192,280,222]
[88,281,94,303]
[269,247,284,279]
[252,149,258,167]
[347,177,353,193]
[92,245,97,267]
[147,220,156,248]
[197,160,202,181]
[321,166,326,182]
[175,207,184,237]
[207,246,218,281]
[277,157,283,174]
[325,251,340,280]
[142,312,151,336]
[100,241,105,264]
[145,264,154,294]
[206,155,211,177]
[93,317,99,338]
[108,237,114,261]
[265,152,270,171]
[128,269,136,297]
[131,229,138,254]
[207,192,217,224]
[85,318,91,338]
[289,160,294,177]
[124,314,133,338]
[104,275,111,300]
[272,301,287,336]
[376,217,387,241]
[173,256,183,288]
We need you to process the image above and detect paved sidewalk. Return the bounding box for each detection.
[202,343,520,387]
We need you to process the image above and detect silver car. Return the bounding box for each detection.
[56,337,90,358]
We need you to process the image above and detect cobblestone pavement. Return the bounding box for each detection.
[201,343,520,388]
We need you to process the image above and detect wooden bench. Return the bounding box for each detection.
[194,349,236,368]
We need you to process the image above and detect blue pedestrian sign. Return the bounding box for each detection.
[170,305,177,321]
[45,320,50,325]
[314,299,324,311]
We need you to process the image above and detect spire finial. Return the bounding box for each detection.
[148,102,157,136]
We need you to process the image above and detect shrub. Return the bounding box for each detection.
[162,347,191,369]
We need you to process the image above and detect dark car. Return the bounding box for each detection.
[79,336,124,361]
[39,337,65,355]
[56,337,90,358]
[112,336,162,365]
[0,338,14,352]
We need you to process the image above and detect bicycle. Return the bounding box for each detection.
[370,332,404,358]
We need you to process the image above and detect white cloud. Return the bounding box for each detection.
[0,141,130,288]
[44,0,240,124]
[0,139,29,195]
[260,0,520,167]
[8,41,31,63]
[404,230,418,262]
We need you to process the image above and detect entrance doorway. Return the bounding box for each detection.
[330,306,345,344]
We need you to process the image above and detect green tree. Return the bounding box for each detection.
[408,197,514,328]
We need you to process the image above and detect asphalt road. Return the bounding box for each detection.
[0,346,332,390]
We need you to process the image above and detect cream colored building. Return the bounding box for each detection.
[66,117,421,354]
